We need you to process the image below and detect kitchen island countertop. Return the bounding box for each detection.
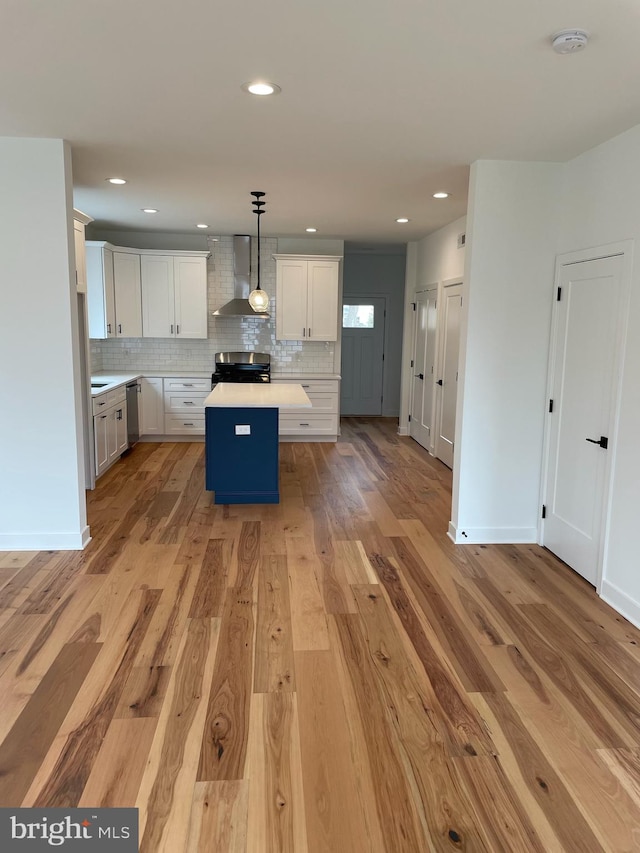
[204,383,311,408]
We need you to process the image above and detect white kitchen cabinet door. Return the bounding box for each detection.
[275,255,340,341]
[86,245,116,338]
[113,252,142,337]
[276,259,308,340]
[174,256,207,338]
[308,260,339,341]
[74,220,87,294]
[114,404,128,457]
[141,255,175,338]
[94,413,109,475]
[140,377,164,434]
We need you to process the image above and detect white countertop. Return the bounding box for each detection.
[90,372,142,396]
[204,383,311,408]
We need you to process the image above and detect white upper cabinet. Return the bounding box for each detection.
[86,243,116,338]
[174,256,208,338]
[113,252,142,337]
[87,243,143,339]
[141,253,208,339]
[141,255,174,338]
[274,255,341,341]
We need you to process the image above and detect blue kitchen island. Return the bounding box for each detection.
[204,383,311,504]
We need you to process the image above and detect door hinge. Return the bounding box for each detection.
[382,353,385,361]
[541,505,546,519]
[412,302,416,311]
[410,359,414,368]
[549,399,554,413]
[557,287,562,301]
[408,414,411,422]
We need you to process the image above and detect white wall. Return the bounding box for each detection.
[399,217,466,430]
[451,161,561,543]
[416,216,467,286]
[0,138,88,549]
[556,124,640,622]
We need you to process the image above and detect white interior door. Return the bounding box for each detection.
[409,287,437,450]
[543,254,623,585]
[341,297,386,415]
[435,283,462,468]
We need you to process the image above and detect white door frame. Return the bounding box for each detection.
[539,241,633,593]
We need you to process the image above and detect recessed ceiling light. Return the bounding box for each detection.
[433,192,449,199]
[142,208,158,214]
[242,81,282,96]
[306,227,317,233]
[396,218,410,223]
[107,177,127,185]
[196,223,208,229]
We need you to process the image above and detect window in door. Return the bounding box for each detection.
[342,304,375,328]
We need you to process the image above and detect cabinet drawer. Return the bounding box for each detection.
[278,413,339,435]
[107,387,126,407]
[164,377,210,392]
[164,391,208,413]
[273,379,339,395]
[92,393,109,415]
[164,414,205,435]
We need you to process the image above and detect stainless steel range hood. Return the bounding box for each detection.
[212,235,270,317]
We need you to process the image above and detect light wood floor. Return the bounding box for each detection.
[1,419,640,851]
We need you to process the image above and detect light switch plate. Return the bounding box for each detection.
[235,424,251,435]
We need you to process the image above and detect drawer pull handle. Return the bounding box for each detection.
[182,383,194,387]
[99,415,107,420]
[302,384,310,389]
[183,422,194,426]
[97,402,106,406]
[300,422,309,426]
[184,401,195,405]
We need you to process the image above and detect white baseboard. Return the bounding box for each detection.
[600,579,640,630]
[398,426,409,436]
[0,524,91,551]
[447,522,538,544]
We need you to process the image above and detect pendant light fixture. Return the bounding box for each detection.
[248,191,270,313]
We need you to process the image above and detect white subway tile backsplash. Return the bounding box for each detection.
[94,236,336,374]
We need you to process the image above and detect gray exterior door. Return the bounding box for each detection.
[340,297,386,416]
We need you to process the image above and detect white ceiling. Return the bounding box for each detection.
[3,0,640,243]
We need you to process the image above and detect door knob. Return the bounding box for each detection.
[414,373,424,380]
[586,435,608,449]
[437,379,443,386]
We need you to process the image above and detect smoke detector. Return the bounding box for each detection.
[551,29,590,54]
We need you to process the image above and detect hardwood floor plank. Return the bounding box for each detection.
[186,780,249,853]
[115,665,172,718]
[189,538,230,618]
[137,616,220,853]
[79,717,158,807]
[33,588,161,807]
[254,556,295,693]
[0,642,101,806]
[476,691,605,852]
[285,537,329,651]
[198,588,255,781]
[295,649,383,853]
[246,692,308,853]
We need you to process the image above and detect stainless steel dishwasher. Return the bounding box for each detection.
[126,380,140,447]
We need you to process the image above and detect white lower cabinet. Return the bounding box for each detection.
[93,387,128,477]
[272,378,340,439]
[139,377,164,435]
[163,377,207,435]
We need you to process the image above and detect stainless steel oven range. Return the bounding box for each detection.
[211,351,271,388]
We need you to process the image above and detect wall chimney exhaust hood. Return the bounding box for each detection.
[212,235,269,317]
